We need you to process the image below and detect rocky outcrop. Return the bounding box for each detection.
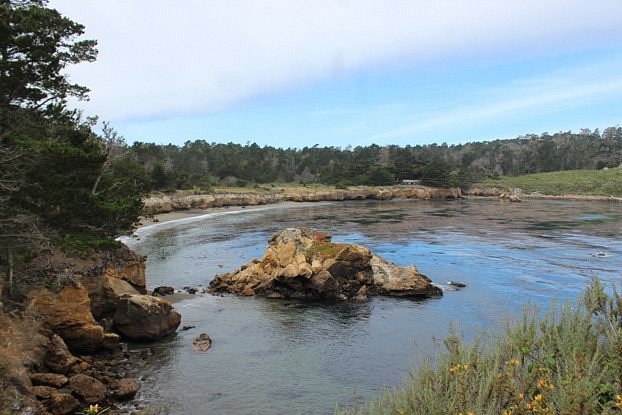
[113,294,182,340]
[78,246,147,319]
[208,228,442,301]
[26,286,105,352]
[143,186,462,214]
[192,333,212,352]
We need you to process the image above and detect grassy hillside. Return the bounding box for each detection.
[477,169,622,197]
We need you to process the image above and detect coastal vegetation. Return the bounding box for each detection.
[478,169,622,197]
[338,279,622,415]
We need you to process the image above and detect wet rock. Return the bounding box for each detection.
[113,295,181,341]
[69,373,107,404]
[48,392,80,415]
[181,325,196,331]
[26,286,104,352]
[448,281,467,288]
[192,333,212,352]
[208,228,442,301]
[183,286,198,294]
[113,378,140,400]
[31,373,69,388]
[152,286,175,296]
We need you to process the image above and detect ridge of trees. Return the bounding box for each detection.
[129,127,622,191]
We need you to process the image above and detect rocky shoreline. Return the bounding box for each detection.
[0,247,182,415]
[142,185,462,215]
[466,185,622,202]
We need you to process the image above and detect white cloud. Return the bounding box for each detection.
[51,0,622,122]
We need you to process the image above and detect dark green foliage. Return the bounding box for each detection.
[127,127,622,192]
[1,0,146,297]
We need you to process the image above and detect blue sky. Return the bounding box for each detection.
[51,1,622,148]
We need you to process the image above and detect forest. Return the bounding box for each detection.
[129,127,622,190]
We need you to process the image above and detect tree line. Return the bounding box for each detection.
[129,127,622,191]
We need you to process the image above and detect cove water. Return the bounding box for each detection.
[121,198,622,415]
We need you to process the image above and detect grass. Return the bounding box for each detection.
[337,279,622,415]
[476,169,622,197]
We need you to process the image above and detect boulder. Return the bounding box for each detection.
[113,294,181,340]
[102,332,120,350]
[152,286,175,296]
[208,228,442,302]
[80,271,141,319]
[371,255,443,297]
[69,373,107,404]
[113,378,140,400]
[48,392,80,415]
[30,373,69,388]
[27,287,104,352]
[30,385,58,399]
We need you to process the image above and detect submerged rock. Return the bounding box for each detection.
[208,228,442,301]
[192,333,212,352]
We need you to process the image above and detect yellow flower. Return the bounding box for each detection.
[615,394,622,408]
[506,359,520,367]
[534,394,543,402]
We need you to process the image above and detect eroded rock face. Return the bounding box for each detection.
[113,294,181,340]
[208,228,442,301]
[26,286,104,352]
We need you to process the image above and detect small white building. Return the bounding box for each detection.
[402,179,421,185]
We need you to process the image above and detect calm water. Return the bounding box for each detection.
[121,198,622,415]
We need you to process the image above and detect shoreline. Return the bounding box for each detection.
[138,187,622,229]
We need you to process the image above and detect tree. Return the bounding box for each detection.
[0,0,97,130]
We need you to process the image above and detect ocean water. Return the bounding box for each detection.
[121,198,622,415]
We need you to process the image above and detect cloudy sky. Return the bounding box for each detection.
[50,0,622,148]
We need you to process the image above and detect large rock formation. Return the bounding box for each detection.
[26,285,105,352]
[208,228,442,301]
[113,294,182,340]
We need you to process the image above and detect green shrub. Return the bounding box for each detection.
[338,278,622,415]
[55,234,122,258]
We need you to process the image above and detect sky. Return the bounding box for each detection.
[50,0,622,149]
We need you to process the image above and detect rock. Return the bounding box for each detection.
[44,334,86,375]
[30,385,59,399]
[26,286,104,352]
[152,286,175,296]
[183,286,198,295]
[31,373,69,388]
[192,333,212,352]
[48,392,80,415]
[208,228,442,301]
[113,295,181,340]
[102,332,121,350]
[79,271,141,319]
[353,285,369,302]
[181,325,195,331]
[448,281,467,288]
[69,373,107,404]
[113,378,140,400]
[371,255,443,298]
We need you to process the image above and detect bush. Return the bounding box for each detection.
[338,278,622,414]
